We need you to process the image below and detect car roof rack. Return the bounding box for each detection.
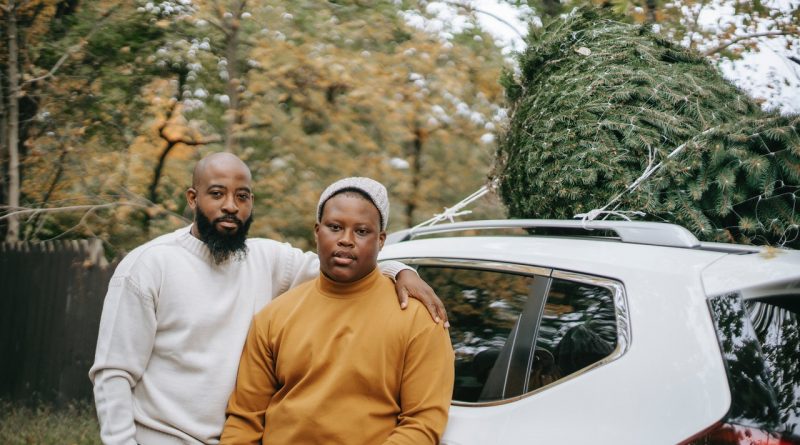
[386,219,702,249]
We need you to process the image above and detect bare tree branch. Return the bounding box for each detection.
[39,203,105,241]
[202,14,229,37]
[0,201,150,221]
[1,200,192,223]
[149,94,221,206]
[686,0,708,51]
[439,0,525,39]
[704,31,798,56]
[26,133,69,239]
[20,6,119,87]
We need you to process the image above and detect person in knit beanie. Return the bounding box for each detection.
[222,177,454,445]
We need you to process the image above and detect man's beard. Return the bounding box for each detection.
[195,207,253,265]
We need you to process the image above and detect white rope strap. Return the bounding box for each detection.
[577,126,718,222]
[412,178,499,230]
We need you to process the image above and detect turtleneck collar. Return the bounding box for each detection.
[317,267,382,299]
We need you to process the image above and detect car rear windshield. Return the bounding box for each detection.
[708,293,800,438]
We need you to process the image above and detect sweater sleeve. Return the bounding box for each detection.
[89,273,157,445]
[272,242,320,297]
[377,260,415,282]
[221,315,278,444]
[383,309,455,445]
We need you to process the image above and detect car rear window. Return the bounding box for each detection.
[708,293,800,438]
[746,297,800,436]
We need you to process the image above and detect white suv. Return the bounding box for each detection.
[380,219,800,445]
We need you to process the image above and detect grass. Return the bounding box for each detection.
[0,399,100,445]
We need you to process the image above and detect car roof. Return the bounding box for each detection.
[386,219,704,248]
[381,234,727,279]
[381,219,800,298]
[701,249,800,297]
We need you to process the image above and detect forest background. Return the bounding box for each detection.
[0,0,798,442]
[1,0,798,255]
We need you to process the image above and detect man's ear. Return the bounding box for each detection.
[314,222,320,245]
[186,187,197,210]
[378,231,386,250]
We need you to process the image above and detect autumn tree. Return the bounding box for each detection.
[171,0,509,249]
[1,1,196,246]
[1,0,64,242]
[3,0,510,252]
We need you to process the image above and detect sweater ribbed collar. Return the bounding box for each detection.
[175,224,214,262]
[317,267,382,299]
[174,224,250,267]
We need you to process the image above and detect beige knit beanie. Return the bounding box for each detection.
[317,177,389,231]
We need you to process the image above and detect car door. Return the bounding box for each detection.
[401,258,629,445]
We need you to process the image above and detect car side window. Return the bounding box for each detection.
[745,297,800,436]
[416,266,539,403]
[531,278,618,391]
[416,265,623,404]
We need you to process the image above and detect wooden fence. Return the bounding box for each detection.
[0,239,119,404]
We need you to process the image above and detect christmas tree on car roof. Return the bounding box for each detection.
[495,8,800,249]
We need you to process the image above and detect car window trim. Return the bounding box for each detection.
[551,270,632,363]
[395,258,631,407]
[478,276,552,401]
[398,257,552,278]
[504,271,632,404]
[508,276,552,397]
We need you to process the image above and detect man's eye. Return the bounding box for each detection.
[210,191,223,198]
[237,193,250,200]
[356,229,369,236]
[328,224,341,231]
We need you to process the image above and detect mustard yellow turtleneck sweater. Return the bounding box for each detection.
[221,267,454,445]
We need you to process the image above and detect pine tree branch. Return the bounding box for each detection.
[703,31,797,56]
[603,125,720,213]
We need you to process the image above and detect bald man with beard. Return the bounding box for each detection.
[89,153,448,445]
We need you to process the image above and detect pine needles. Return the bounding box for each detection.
[496,8,800,248]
